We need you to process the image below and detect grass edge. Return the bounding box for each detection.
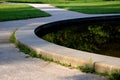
[10,29,120,80]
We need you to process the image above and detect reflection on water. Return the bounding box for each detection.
[42,21,120,58]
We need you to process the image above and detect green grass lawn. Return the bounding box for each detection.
[2,0,119,3]
[2,0,120,14]
[0,3,50,21]
[53,1,120,14]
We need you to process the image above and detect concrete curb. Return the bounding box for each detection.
[15,16,120,73]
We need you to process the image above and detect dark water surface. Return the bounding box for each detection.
[41,20,120,58]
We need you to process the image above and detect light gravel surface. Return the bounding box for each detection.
[0,3,108,80]
[0,43,107,80]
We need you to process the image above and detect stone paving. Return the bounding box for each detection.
[0,3,116,80]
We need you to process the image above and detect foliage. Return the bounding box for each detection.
[9,30,16,43]
[109,72,120,80]
[42,22,120,57]
[77,66,95,73]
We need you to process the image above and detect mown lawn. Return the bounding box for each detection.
[0,3,50,21]
[2,0,119,3]
[1,0,120,14]
[53,1,120,14]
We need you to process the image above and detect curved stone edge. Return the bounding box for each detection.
[15,27,90,67]
[15,18,120,74]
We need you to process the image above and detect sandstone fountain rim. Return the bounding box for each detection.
[15,15,120,74]
[34,15,120,72]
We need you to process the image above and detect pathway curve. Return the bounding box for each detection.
[0,3,113,80]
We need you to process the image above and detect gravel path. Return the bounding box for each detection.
[0,3,108,80]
